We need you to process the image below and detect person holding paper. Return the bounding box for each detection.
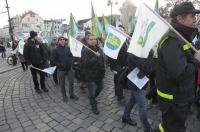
[122,53,153,132]
[156,2,200,132]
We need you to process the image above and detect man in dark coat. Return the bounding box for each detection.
[51,36,78,102]
[23,31,49,94]
[82,34,105,115]
[155,2,200,132]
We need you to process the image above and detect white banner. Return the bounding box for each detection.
[127,4,170,58]
[18,40,25,55]
[42,66,56,75]
[68,35,83,58]
[103,25,127,59]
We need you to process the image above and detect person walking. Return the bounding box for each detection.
[51,36,78,102]
[23,31,49,94]
[155,2,200,132]
[82,34,105,115]
[122,51,154,132]
[47,37,59,85]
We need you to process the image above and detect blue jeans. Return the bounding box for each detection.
[123,90,151,131]
[87,79,104,109]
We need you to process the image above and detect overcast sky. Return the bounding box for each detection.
[0,0,164,28]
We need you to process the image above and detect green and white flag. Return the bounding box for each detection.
[103,25,128,59]
[128,4,170,58]
[68,35,83,58]
[18,40,25,55]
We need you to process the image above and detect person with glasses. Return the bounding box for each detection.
[51,36,78,102]
[47,37,59,85]
[82,34,105,115]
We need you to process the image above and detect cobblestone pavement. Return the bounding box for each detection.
[0,68,199,132]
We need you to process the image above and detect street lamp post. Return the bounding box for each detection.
[5,0,14,47]
[107,0,118,25]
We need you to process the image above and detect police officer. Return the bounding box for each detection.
[156,2,200,132]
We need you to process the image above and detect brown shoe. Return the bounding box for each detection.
[63,96,68,102]
[80,82,85,88]
[81,88,85,93]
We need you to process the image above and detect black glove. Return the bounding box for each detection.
[137,71,146,79]
[148,49,154,58]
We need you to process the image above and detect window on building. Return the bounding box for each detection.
[27,18,30,22]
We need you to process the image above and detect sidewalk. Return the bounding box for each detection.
[0,47,21,73]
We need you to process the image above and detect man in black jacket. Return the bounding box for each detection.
[109,25,129,104]
[156,2,200,132]
[23,31,49,94]
[82,34,105,115]
[51,36,78,102]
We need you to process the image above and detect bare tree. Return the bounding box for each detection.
[160,0,200,20]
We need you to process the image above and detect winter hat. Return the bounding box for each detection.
[58,35,65,40]
[85,31,91,37]
[170,2,200,18]
[30,31,37,38]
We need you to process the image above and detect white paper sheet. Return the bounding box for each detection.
[127,67,149,90]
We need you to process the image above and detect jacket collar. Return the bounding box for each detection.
[171,23,195,42]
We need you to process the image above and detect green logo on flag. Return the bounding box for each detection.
[137,20,156,47]
[106,33,121,50]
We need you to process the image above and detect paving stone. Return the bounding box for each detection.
[92,120,105,128]
[76,127,89,132]
[47,120,59,127]
[0,124,9,131]
[59,120,71,127]
[87,126,100,132]
[10,122,21,129]
[54,124,65,131]
[43,117,53,123]
[12,127,24,132]
[112,128,127,132]
[24,125,36,132]
[101,123,115,132]
[67,123,80,131]
[72,118,84,125]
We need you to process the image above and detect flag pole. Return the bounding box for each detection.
[31,66,43,72]
[143,3,197,52]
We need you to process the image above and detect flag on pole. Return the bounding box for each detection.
[91,2,103,38]
[18,40,25,55]
[46,22,56,44]
[115,15,120,27]
[68,35,83,58]
[42,66,57,75]
[154,0,159,13]
[103,25,128,59]
[127,4,170,58]
[123,19,128,32]
[102,14,110,41]
[130,13,136,32]
[68,13,79,38]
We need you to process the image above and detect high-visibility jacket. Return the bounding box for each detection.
[156,30,200,110]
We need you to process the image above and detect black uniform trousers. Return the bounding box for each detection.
[158,103,188,132]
